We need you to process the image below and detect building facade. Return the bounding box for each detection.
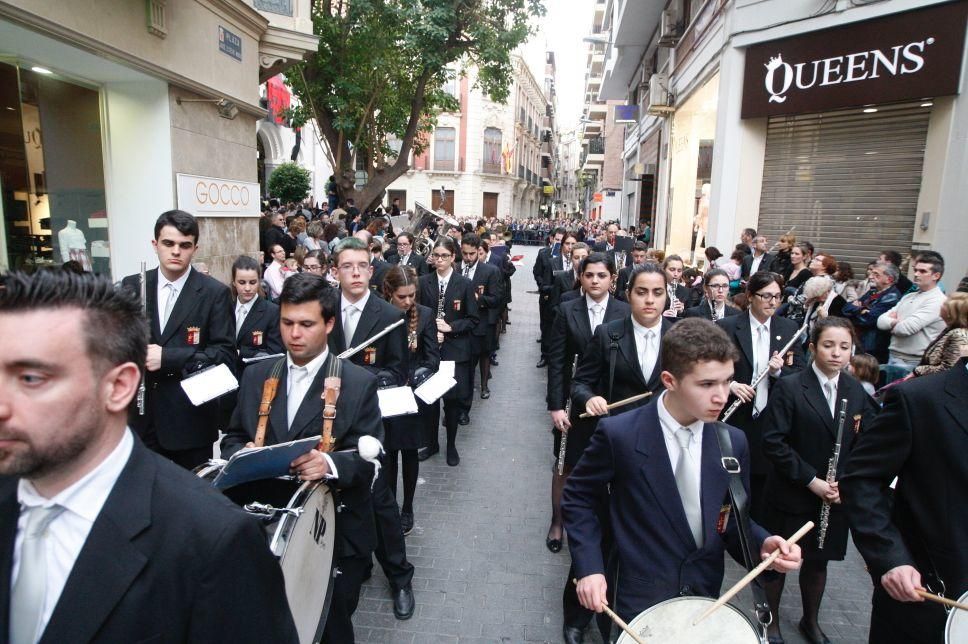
[0,0,317,281]
[598,0,968,289]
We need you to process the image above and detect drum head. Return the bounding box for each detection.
[946,590,968,644]
[272,482,337,644]
[619,596,760,644]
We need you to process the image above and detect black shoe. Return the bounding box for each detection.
[480,387,490,399]
[563,625,584,644]
[392,584,415,620]
[446,444,460,466]
[400,512,414,536]
[489,354,499,366]
[536,357,547,368]
[546,537,562,553]
[458,411,470,425]
[417,445,438,461]
[797,618,831,644]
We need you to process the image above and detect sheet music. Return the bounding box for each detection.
[180,363,239,406]
[414,370,457,404]
[378,386,419,417]
[214,436,320,490]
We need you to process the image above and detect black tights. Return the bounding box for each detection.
[548,465,570,541]
[765,559,829,637]
[385,449,419,514]
[478,353,491,391]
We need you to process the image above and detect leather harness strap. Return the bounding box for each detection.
[253,358,287,447]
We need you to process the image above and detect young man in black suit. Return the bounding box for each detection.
[551,241,588,312]
[460,234,503,401]
[564,318,802,634]
[389,232,429,276]
[533,228,567,368]
[326,237,416,621]
[121,210,236,470]
[741,235,776,280]
[842,358,968,644]
[0,270,296,643]
[716,272,805,521]
[683,269,742,321]
[614,241,648,301]
[222,273,384,642]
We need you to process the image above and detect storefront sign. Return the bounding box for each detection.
[218,25,242,62]
[614,104,639,123]
[742,1,968,118]
[176,174,260,217]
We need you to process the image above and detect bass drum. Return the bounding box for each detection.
[270,481,337,644]
[946,590,968,644]
[617,596,761,644]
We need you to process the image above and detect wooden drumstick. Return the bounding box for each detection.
[693,521,814,625]
[571,579,646,644]
[916,588,968,612]
[578,391,653,419]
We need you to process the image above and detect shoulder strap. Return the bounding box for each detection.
[320,357,343,453]
[607,331,620,404]
[253,358,287,447]
[713,422,772,628]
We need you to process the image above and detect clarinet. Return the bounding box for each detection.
[436,282,446,345]
[668,282,680,315]
[137,261,147,415]
[818,398,848,549]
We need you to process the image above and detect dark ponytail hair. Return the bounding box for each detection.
[230,255,265,299]
[382,265,420,351]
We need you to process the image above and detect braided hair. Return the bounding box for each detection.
[382,264,420,352]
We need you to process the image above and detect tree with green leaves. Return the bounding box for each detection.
[267,162,312,204]
[285,0,545,211]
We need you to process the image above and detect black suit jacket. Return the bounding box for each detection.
[762,369,877,514]
[122,268,236,450]
[417,272,480,363]
[740,252,776,280]
[369,257,392,291]
[683,299,741,321]
[465,261,503,327]
[572,316,675,413]
[390,253,429,276]
[591,242,632,269]
[842,361,968,596]
[550,268,578,312]
[547,295,629,411]
[328,292,407,386]
[406,304,441,380]
[0,439,297,643]
[614,265,634,301]
[533,247,565,296]
[222,355,383,559]
[235,295,284,368]
[562,402,769,621]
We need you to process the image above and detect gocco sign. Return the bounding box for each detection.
[742,1,968,119]
[176,173,260,217]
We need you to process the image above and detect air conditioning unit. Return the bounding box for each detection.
[647,73,674,115]
[658,10,680,47]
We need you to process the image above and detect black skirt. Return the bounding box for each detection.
[552,415,598,469]
[761,501,849,561]
[471,325,497,354]
[384,399,434,451]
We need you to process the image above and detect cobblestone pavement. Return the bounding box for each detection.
[356,245,873,643]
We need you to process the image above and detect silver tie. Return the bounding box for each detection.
[590,303,604,331]
[235,304,247,336]
[287,366,310,429]
[10,504,66,644]
[343,305,359,350]
[753,326,770,416]
[674,429,704,548]
[824,381,837,417]
[640,329,657,383]
[161,283,177,331]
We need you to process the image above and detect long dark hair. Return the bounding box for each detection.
[382,265,420,352]
[231,255,265,299]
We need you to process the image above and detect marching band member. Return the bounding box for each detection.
[534,228,567,368]
[842,356,968,644]
[682,268,741,321]
[554,242,589,309]
[548,231,580,312]
[761,317,877,644]
[417,237,480,466]
[221,274,384,643]
[717,271,806,521]
[326,236,415,621]
[459,234,503,401]
[614,241,649,301]
[661,254,689,318]
[230,254,283,371]
[121,210,235,470]
[564,319,802,634]
[382,266,440,535]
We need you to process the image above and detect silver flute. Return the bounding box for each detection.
[721,319,809,422]
[556,362,577,476]
[338,318,405,360]
[137,262,147,415]
[818,398,848,549]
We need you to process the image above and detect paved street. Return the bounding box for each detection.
[356,246,873,643]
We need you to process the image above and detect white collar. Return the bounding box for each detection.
[585,293,609,310]
[341,289,370,313]
[631,316,662,335]
[18,429,134,523]
[749,312,772,333]
[237,294,258,310]
[657,392,704,438]
[159,266,191,292]
[287,347,330,382]
[437,268,454,284]
[811,362,841,390]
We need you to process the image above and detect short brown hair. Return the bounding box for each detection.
[850,353,879,386]
[660,318,739,379]
[943,292,968,329]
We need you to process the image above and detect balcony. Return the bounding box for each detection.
[599,1,663,99]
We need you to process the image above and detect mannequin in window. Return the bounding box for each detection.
[58,220,91,271]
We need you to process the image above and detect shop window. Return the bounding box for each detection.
[433,127,456,171]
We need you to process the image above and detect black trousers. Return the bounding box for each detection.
[538,295,553,357]
[371,459,415,590]
[322,555,368,643]
[868,585,947,644]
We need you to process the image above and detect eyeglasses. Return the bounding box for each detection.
[338,262,370,272]
[431,252,452,259]
[708,283,730,290]
[304,264,323,272]
[753,292,782,302]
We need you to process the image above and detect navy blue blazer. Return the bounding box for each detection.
[562,400,769,621]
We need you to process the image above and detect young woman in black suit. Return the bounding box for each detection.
[230,255,284,371]
[382,265,440,534]
[417,236,479,466]
[761,317,878,644]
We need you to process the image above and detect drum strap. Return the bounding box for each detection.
[254,358,287,447]
[713,422,772,629]
[320,356,343,453]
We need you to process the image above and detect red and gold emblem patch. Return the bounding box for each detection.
[252,330,263,346]
[363,346,377,365]
[453,299,462,312]
[186,326,201,345]
[853,413,862,433]
[716,503,732,534]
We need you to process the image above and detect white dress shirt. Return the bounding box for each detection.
[585,294,609,331]
[236,295,257,336]
[286,348,339,478]
[264,261,287,300]
[462,261,478,281]
[12,430,135,641]
[750,253,764,275]
[157,267,191,331]
[811,362,841,417]
[657,392,704,494]
[437,269,453,294]
[631,316,662,382]
[340,290,371,342]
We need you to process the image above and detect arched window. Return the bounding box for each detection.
[483,127,502,174]
[433,127,456,171]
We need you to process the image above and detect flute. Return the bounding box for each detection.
[721,319,809,422]
[556,361,577,476]
[137,262,147,415]
[818,398,848,549]
[338,318,405,360]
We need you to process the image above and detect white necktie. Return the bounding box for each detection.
[753,325,770,416]
[640,329,657,382]
[824,381,837,417]
[10,504,66,644]
[343,305,359,350]
[401,255,409,266]
[161,283,177,331]
[287,366,310,429]
[236,303,247,335]
[590,303,604,331]
[674,428,704,548]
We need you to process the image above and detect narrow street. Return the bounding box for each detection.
[356,247,874,643]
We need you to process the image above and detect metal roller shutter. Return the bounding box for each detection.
[757,102,931,271]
